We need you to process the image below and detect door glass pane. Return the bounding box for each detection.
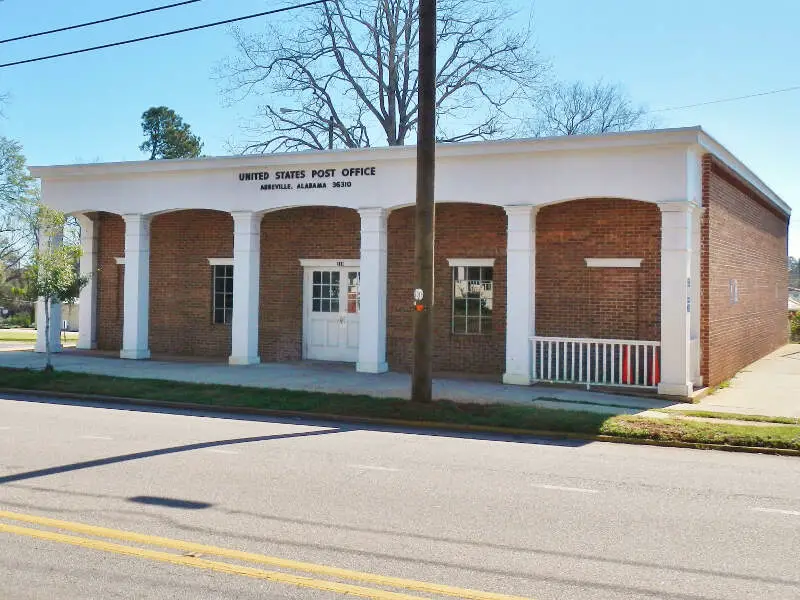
[346,271,360,313]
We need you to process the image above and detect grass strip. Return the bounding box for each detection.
[655,409,800,425]
[0,330,79,342]
[1,367,799,451]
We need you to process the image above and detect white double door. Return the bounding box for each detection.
[303,265,360,362]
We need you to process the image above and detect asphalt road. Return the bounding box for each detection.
[0,394,798,600]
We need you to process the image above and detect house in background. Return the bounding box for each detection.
[29,127,791,399]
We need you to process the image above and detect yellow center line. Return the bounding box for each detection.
[0,509,533,600]
[0,522,422,600]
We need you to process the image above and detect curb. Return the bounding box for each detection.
[2,387,799,457]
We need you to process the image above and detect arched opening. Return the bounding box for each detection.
[147,209,234,357]
[94,211,125,352]
[536,198,661,341]
[387,202,506,375]
[258,206,360,363]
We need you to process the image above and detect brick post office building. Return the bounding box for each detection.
[30,127,791,398]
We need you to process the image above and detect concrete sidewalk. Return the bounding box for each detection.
[686,344,800,418]
[1,345,797,419]
[0,348,680,416]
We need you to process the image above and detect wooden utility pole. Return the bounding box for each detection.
[411,0,436,403]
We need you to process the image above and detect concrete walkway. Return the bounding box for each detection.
[685,344,800,418]
[1,344,797,419]
[0,348,680,416]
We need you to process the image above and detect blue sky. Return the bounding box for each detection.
[0,0,797,254]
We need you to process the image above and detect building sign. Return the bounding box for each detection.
[238,166,377,191]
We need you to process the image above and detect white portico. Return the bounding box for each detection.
[29,127,790,398]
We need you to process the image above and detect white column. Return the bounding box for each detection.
[75,214,98,350]
[34,227,63,354]
[229,211,263,365]
[690,207,703,386]
[357,208,388,373]
[120,214,151,360]
[503,205,537,385]
[658,201,699,397]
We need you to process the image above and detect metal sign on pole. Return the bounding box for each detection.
[412,0,436,403]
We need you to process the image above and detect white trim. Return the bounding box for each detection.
[447,258,496,267]
[114,257,125,265]
[208,257,234,266]
[584,258,642,268]
[299,258,360,268]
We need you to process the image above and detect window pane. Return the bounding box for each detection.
[322,299,330,312]
[466,298,481,317]
[215,293,225,309]
[225,265,234,278]
[313,271,321,284]
[453,316,466,334]
[224,277,233,293]
[214,308,225,324]
[466,317,482,334]
[467,266,482,281]
[312,298,321,312]
[331,271,340,285]
[215,277,225,292]
[331,299,340,313]
[227,294,233,309]
[224,308,233,324]
[484,267,494,281]
[322,271,330,284]
[453,298,467,315]
[330,284,339,299]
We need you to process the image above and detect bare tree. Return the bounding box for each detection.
[218,0,547,152]
[532,80,652,137]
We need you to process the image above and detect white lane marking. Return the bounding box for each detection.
[533,484,599,494]
[204,449,240,455]
[79,435,113,441]
[347,464,401,472]
[752,507,800,516]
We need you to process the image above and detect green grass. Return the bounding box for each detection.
[0,367,798,451]
[656,409,800,425]
[0,330,79,342]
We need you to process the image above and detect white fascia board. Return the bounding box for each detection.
[208,258,234,265]
[447,258,496,267]
[114,257,125,265]
[696,130,791,216]
[28,127,706,180]
[585,258,642,268]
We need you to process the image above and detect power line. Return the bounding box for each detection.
[0,0,203,45]
[0,0,327,69]
[647,85,800,113]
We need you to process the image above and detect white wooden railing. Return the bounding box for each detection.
[531,337,661,389]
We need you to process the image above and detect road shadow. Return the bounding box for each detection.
[1,393,594,448]
[0,426,341,485]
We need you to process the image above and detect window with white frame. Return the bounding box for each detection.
[451,261,494,335]
[212,265,234,324]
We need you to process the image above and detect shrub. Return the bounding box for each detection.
[2,312,33,328]
[791,311,800,342]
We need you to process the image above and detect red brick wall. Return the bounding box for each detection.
[96,212,125,351]
[536,199,661,341]
[259,207,360,362]
[148,210,233,356]
[387,203,506,375]
[702,155,789,386]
